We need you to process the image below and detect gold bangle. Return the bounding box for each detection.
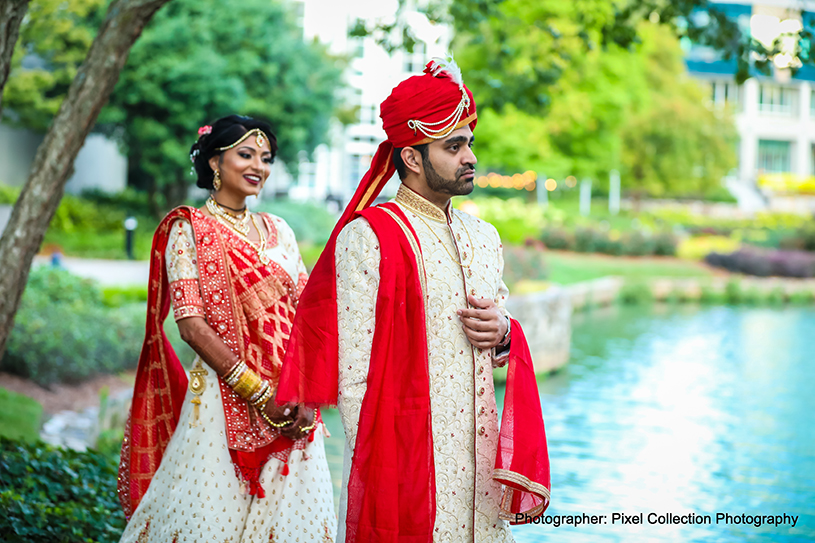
[259,410,293,428]
[233,369,262,399]
[224,361,247,387]
[251,383,273,409]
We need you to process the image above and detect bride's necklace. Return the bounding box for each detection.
[207,196,250,236]
[206,197,270,265]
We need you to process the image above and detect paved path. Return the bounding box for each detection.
[32,255,150,286]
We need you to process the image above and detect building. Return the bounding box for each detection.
[686,0,815,212]
[269,0,451,207]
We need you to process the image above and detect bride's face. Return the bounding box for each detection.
[212,134,273,197]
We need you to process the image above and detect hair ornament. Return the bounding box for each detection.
[198,125,213,136]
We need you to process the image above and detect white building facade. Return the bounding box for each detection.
[687,0,815,211]
[270,0,452,207]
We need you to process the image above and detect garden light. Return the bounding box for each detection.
[475,171,538,190]
[545,178,557,191]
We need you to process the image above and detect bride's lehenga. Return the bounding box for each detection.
[118,209,336,543]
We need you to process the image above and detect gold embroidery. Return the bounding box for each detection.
[395,183,448,223]
[493,467,551,521]
[136,517,151,543]
[380,207,427,296]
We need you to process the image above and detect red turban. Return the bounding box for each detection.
[278,57,478,406]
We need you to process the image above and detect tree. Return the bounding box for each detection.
[2,0,105,129]
[100,0,342,210]
[470,20,735,197]
[619,24,738,197]
[0,0,31,117]
[0,0,170,360]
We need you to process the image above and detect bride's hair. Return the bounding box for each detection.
[189,115,278,190]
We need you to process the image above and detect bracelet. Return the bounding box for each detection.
[224,361,247,387]
[498,316,511,347]
[248,380,270,403]
[233,368,263,399]
[250,382,273,410]
[299,419,318,434]
[259,410,293,428]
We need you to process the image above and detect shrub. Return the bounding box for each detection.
[620,231,656,256]
[502,245,548,289]
[0,183,20,204]
[0,437,126,543]
[257,199,337,245]
[541,227,572,250]
[459,197,546,245]
[619,282,654,305]
[0,389,42,442]
[0,268,144,386]
[705,248,815,278]
[677,236,740,261]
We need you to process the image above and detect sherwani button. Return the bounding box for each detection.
[478,427,486,435]
[477,366,484,375]
[478,387,485,396]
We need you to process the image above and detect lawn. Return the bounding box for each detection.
[0,388,43,442]
[545,250,716,285]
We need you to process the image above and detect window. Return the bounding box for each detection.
[359,104,377,125]
[757,140,791,173]
[713,81,740,107]
[758,85,794,115]
[403,42,427,73]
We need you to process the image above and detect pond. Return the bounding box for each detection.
[323,305,815,542]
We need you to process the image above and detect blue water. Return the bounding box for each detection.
[323,306,815,542]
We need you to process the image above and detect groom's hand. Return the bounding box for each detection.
[458,295,508,349]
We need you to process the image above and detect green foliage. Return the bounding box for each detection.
[0,437,126,543]
[0,268,144,386]
[101,0,342,208]
[457,197,546,245]
[618,24,738,197]
[0,389,43,442]
[541,226,678,257]
[100,285,148,308]
[467,19,736,198]
[619,282,654,305]
[501,245,548,290]
[256,199,337,245]
[0,184,21,204]
[2,0,106,130]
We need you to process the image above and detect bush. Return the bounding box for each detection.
[502,245,548,289]
[0,183,20,204]
[677,235,740,261]
[705,248,815,278]
[0,437,126,543]
[257,199,337,245]
[541,227,573,250]
[459,197,546,245]
[0,268,144,386]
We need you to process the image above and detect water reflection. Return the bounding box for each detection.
[323,306,815,542]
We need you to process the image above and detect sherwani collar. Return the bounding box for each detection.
[395,183,451,223]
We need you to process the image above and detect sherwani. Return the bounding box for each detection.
[335,184,514,543]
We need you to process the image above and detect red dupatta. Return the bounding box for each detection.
[119,206,309,517]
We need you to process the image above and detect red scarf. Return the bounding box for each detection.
[278,204,550,540]
[119,206,311,517]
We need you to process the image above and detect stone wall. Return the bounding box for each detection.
[506,285,572,375]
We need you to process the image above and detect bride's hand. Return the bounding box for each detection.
[281,405,315,440]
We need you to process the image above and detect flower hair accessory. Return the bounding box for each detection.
[198,125,212,137]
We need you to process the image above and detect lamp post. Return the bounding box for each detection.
[124,216,138,260]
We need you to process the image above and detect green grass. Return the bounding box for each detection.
[0,388,43,442]
[545,251,715,285]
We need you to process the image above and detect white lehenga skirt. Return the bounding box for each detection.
[119,360,337,543]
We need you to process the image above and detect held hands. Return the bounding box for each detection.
[262,401,316,440]
[457,295,508,350]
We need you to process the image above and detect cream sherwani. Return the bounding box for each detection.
[335,184,514,543]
